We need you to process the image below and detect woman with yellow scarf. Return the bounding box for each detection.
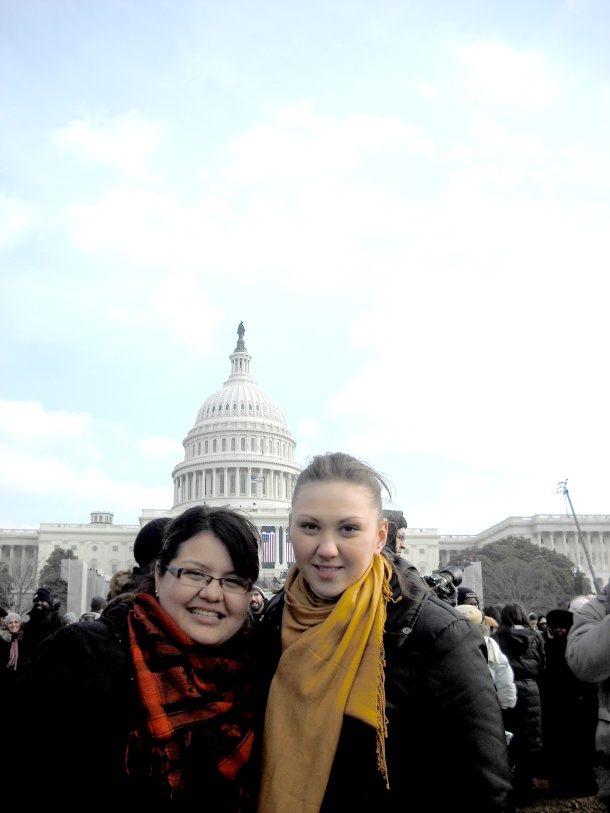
[256,452,513,813]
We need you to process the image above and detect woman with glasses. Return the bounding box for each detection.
[13,505,260,810]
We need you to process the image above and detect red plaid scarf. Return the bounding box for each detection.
[126,592,255,805]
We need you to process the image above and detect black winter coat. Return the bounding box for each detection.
[13,599,141,805]
[13,597,256,810]
[256,563,514,813]
[493,625,544,758]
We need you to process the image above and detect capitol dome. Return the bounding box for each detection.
[170,323,301,576]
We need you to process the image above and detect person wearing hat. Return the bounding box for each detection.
[249,583,268,623]
[133,517,171,573]
[540,609,597,797]
[494,602,545,805]
[20,587,62,666]
[383,509,407,555]
[457,586,479,608]
[80,595,108,622]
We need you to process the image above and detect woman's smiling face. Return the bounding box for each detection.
[155,531,250,646]
[289,481,387,599]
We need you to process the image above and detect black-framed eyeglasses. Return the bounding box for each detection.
[165,566,252,595]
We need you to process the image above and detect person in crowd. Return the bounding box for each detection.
[456,605,517,717]
[539,608,597,798]
[249,584,268,623]
[568,594,595,613]
[256,452,513,812]
[484,605,503,625]
[457,585,480,608]
[19,587,63,665]
[528,612,540,631]
[133,516,172,574]
[382,509,407,555]
[537,615,547,634]
[0,612,24,686]
[107,568,134,601]
[91,595,107,615]
[61,611,77,625]
[14,505,261,809]
[566,581,610,811]
[0,611,24,734]
[493,602,545,805]
[106,518,173,604]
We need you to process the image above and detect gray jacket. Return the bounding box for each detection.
[565,592,609,797]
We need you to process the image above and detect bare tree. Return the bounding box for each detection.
[9,557,39,614]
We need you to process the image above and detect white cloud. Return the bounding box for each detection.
[469,109,542,152]
[0,400,92,444]
[0,400,174,525]
[63,177,423,291]
[137,437,184,457]
[458,42,557,108]
[411,79,439,101]
[110,271,224,350]
[51,111,168,180]
[227,103,432,182]
[0,444,172,514]
[298,418,322,438]
[0,194,39,248]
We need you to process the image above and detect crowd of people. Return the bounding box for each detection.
[1,451,607,812]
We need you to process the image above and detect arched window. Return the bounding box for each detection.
[231,438,236,451]
[205,440,208,453]
[260,439,265,453]
[213,439,217,452]
[250,438,255,451]
[241,438,246,451]
[222,438,227,451]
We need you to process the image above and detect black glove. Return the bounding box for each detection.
[435,581,457,607]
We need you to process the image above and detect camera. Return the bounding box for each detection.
[423,564,463,604]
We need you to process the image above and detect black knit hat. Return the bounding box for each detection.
[90,596,106,613]
[546,609,574,630]
[133,517,171,569]
[33,588,52,604]
[457,586,479,606]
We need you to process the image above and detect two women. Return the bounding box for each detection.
[14,505,260,810]
[257,452,513,812]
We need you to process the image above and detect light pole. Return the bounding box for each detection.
[557,480,599,591]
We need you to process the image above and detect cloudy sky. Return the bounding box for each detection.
[1,0,608,535]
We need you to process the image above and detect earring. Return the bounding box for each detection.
[155,588,159,596]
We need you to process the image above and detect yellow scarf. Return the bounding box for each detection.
[258,553,393,813]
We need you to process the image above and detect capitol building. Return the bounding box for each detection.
[2,323,610,610]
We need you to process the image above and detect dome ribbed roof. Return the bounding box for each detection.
[193,323,287,427]
[195,382,286,426]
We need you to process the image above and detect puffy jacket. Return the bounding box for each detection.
[256,562,513,812]
[566,592,610,799]
[13,598,141,804]
[493,624,544,756]
[484,634,517,710]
